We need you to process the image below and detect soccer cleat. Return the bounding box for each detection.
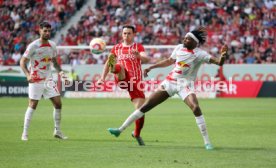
[205,144,214,150]
[131,131,145,146]
[54,130,68,140]
[107,54,116,72]
[21,133,28,141]
[108,128,121,137]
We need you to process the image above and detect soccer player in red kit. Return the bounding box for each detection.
[97,25,150,145]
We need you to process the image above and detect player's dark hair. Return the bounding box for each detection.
[122,25,136,33]
[191,26,207,45]
[39,21,51,29]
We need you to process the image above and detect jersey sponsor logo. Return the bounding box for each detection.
[177,61,190,68]
[118,54,136,60]
[40,57,52,63]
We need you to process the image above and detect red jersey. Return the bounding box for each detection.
[111,43,145,81]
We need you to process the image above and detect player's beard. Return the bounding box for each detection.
[42,35,49,40]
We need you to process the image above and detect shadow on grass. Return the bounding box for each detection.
[28,138,276,152]
[214,146,274,151]
[142,145,275,152]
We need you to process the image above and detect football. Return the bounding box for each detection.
[89,38,106,54]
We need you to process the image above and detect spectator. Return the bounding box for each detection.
[11,50,21,65]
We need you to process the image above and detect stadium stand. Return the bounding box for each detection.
[0,0,85,65]
[62,0,275,64]
[0,0,275,65]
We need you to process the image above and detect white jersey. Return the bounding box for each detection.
[166,44,212,82]
[23,39,57,83]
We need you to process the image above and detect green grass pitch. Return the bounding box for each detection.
[0,98,275,168]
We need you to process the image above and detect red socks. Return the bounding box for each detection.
[134,116,145,137]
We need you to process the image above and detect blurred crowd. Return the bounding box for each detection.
[0,0,85,65]
[62,0,275,65]
[1,0,275,66]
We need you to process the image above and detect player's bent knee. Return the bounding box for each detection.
[192,105,200,112]
[29,100,38,109]
[54,103,62,109]
[192,105,202,116]
[29,104,37,109]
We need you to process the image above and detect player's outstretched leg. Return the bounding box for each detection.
[107,89,169,141]
[107,109,144,138]
[108,128,121,137]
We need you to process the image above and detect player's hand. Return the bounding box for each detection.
[143,68,151,78]
[220,45,228,56]
[96,78,104,86]
[27,74,34,83]
[132,50,141,59]
[59,71,70,85]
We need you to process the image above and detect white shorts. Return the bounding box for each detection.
[160,79,194,100]
[29,80,60,100]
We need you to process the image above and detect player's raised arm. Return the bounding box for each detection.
[209,45,228,66]
[96,53,115,85]
[132,50,150,63]
[139,51,150,63]
[144,57,175,77]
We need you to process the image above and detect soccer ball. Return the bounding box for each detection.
[89,38,106,54]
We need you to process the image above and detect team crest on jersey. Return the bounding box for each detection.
[40,56,52,63]
[177,61,190,68]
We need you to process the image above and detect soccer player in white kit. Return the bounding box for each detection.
[20,22,68,141]
[108,27,228,150]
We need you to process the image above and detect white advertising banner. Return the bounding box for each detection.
[73,64,276,82]
[1,64,275,98]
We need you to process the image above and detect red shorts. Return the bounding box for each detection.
[114,71,145,101]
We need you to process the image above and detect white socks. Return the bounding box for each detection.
[195,115,211,145]
[23,107,35,135]
[22,108,62,136]
[118,110,144,132]
[53,109,61,131]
